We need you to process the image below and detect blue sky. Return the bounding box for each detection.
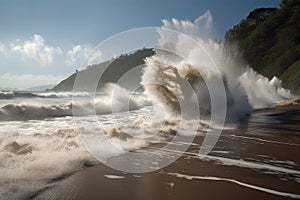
[0,0,280,89]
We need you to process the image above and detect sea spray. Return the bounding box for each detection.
[142,11,292,121]
[0,11,296,200]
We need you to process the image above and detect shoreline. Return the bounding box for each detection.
[31,124,300,200]
[32,152,300,200]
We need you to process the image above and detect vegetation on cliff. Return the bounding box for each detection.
[225,0,300,93]
[52,48,154,91]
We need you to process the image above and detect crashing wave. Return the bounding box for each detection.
[141,11,292,121]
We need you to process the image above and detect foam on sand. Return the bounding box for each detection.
[167,173,300,199]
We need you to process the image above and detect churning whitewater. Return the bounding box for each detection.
[142,10,291,121]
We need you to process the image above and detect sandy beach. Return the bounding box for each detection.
[31,106,300,200]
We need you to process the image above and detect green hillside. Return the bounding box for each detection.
[52,48,154,91]
[53,0,300,93]
[225,0,300,93]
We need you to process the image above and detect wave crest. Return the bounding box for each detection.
[141,11,292,121]
[0,91,90,99]
[0,84,148,121]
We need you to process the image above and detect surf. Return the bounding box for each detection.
[141,11,292,122]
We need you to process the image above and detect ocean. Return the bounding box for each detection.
[0,91,299,199]
[0,90,154,199]
[1,11,300,200]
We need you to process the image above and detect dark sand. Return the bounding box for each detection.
[32,106,300,200]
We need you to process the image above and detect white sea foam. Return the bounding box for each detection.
[201,155,300,175]
[149,147,300,177]
[0,84,149,121]
[228,134,300,146]
[34,91,90,98]
[0,11,298,200]
[141,11,292,122]
[167,173,300,199]
[0,91,90,99]
[0,111,158,199]
[0,125,92,199]
[104,175,126,179]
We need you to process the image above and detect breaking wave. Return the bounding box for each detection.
[0,91,90,99]
[0,91,39,99]
[35,91,90,98]
[0,84,149,121]
[0,11,298,200]
[141,11,292,121]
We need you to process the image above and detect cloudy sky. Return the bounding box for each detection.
[0,0,280,89]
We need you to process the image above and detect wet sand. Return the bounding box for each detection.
[32,105,300,200]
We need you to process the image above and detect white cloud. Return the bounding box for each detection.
[0,73,64,89]
[87,49,102,65]
[10,34,62,66]
[66,44,102,67]
[65,45,90,67]
[0,43,7,56]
